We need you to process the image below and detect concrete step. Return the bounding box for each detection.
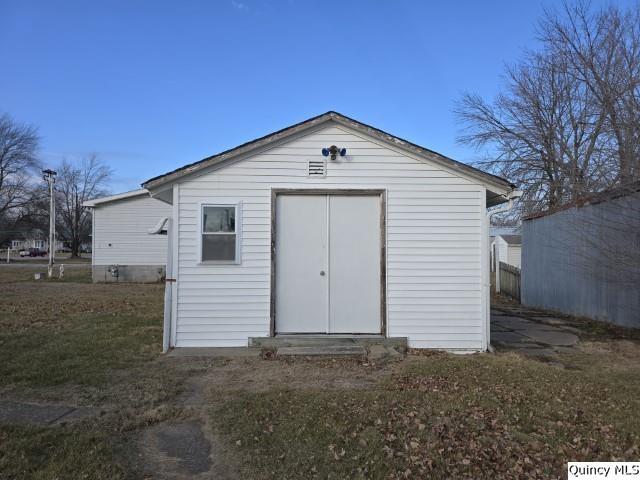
[368,344,403,360]
[276,345,367,357]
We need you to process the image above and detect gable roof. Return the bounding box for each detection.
[83,188,149,208]
[489,226,520,237]
[499,234,522,245]
[142,111,515,194]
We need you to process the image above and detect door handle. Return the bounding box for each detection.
[320,270,326,276]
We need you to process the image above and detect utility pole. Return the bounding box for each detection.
[43,169,57,278]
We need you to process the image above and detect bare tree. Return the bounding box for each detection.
[0,114,40,244]
[540,2,640,183]
[456,1,640,216]
[456,52,611,214]
[56,155,112,257]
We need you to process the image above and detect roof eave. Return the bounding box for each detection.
[83,188,149,207]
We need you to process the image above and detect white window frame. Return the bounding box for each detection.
[198,202,242,265]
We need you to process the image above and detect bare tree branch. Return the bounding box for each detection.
[456,1,640,218]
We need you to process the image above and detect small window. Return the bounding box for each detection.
[201,205,239,263]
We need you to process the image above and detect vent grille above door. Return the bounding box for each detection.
[308,159,326,177]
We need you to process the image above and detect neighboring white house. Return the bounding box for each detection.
[491,234,522,270]
[84,189,172,282]
[142,111,516,351]
[10,232,63,252]
[489,226,519,272]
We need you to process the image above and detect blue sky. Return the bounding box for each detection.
[0,1,630,192]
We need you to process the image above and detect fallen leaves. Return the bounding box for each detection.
[211,342,640,479]
[390,374,459,393]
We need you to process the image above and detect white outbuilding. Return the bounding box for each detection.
[492,234,522,270]
[142,112,517,351]
[84,189,172,282]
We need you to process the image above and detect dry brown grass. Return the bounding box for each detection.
[2,268,639,479]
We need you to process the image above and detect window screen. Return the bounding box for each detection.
[202,205,238,262]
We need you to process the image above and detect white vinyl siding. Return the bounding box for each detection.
[507,245,521,268]
[495,237,521,269]
[92,195,172,266]
[495,238,508,270]
[174,124,485,349]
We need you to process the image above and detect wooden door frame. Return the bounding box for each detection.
[270,188,387,337]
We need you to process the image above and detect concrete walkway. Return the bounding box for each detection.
[0,400,97,426]
[491,307,580,357]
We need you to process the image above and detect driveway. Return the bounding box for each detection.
[491,305,580,357]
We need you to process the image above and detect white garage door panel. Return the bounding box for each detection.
[275,195,328,333]
[276,194,381,334]
[329,196,381,333]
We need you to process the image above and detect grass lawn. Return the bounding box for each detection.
[0,266,639,479]
[0,264,92,283]
[0,267,181,479]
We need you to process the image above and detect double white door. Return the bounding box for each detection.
[275,194,381,334]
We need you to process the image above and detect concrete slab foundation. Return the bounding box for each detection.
[250,335,408,351]
[92,264,165,283]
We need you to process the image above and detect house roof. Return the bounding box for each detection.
[489,226,520,237]
[524,181,640,221]
[499,234,522,245]
[142,111,515,195]
[83,188,149,207]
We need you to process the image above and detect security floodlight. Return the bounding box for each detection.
[321,145,347,160]
[42,169,57,183]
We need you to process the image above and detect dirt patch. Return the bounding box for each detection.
[177,357,390,396]
[579,339,640,355]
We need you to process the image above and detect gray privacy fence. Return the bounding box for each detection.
[498,261,521,301]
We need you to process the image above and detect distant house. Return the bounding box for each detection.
[492,234,522,270]
[140,111,517,351]
[489,226,520,272]
[11,238,46,250]
[10,230,63,252]
[84,189,172,283]
[522,183,640,328]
